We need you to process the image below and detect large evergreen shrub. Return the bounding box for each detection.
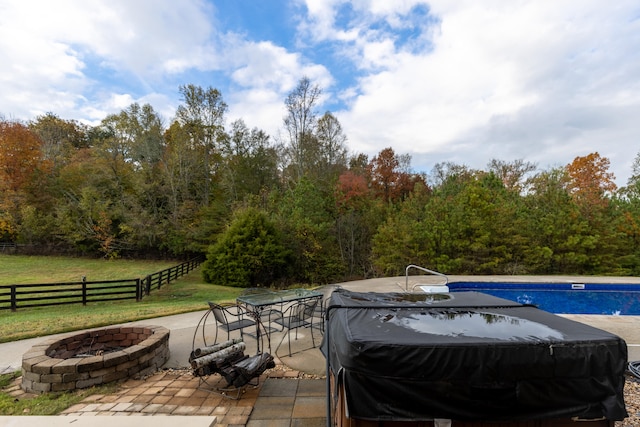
[202,208,291,287]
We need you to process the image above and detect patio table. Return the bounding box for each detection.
[237,288,323,353]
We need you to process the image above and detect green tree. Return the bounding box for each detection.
[175,84,228,206]
[306,111,348,188]
[426,171,517,274]
[372,182,433,275]
[283,76,322,184]
[523,168,593,273]
[96,104,168,252]
[220,119,280,204]
[373,167,529,275]
[202,208,290,287]
[564,153,620,273]
[275,177,344,283]
[54,148,132,256]
[161,121,214,253]
[23,115,89,245]
[612,158,640,274]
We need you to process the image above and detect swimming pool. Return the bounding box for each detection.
[447,282,640,315]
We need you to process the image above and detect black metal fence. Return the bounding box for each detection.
[0,256,205,311]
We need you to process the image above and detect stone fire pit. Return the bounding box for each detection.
[21,325,170,393]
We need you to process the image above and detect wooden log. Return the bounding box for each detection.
[194,352,247,377]
[190,342,246,369]
[190,337,243,361]
[220,352,275,387]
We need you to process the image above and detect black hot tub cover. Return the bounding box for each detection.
[321,289,628,422]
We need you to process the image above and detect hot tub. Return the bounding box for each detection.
[321,289,627,426]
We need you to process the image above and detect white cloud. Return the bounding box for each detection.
[222,36,334,135]
[0,0,216,122]
[2,0,640,187]
[319,0,640,185]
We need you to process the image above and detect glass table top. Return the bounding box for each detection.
[237,288,322,307]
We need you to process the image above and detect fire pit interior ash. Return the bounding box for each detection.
[49,338,126,358]
[21,325,170,393]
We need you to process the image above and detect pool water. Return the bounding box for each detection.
[448,282,640,315]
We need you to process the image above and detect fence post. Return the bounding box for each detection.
[144,275,151,296]
[81,276,87,306]
[11,285,17,312]
[136,278,142,301]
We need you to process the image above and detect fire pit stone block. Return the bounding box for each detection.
[21,325,169,393]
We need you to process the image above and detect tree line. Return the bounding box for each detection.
[2,77,640,287]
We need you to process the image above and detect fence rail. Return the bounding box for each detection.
[142,256,204,296]
[0,256,205,311]
[0,243,17,252]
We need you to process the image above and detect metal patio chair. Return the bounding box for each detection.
[207,301,256,344]
[273,297,320,357]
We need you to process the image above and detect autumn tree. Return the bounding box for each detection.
[0,121,46,193]
[566,152,616,216]
[0,121,50,243]
[336,170,368,208]
[367,147,423,203]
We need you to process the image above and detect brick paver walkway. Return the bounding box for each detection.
[6,366,326,427]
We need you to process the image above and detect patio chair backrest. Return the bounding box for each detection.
[293,298,318,322]
[209,303,229,325]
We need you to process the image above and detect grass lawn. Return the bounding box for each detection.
[0,254,254,415]
[0,255,244,342]
[0,371,120,415]
[0,255,178,284]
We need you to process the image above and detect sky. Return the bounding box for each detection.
[1,0,640,186]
